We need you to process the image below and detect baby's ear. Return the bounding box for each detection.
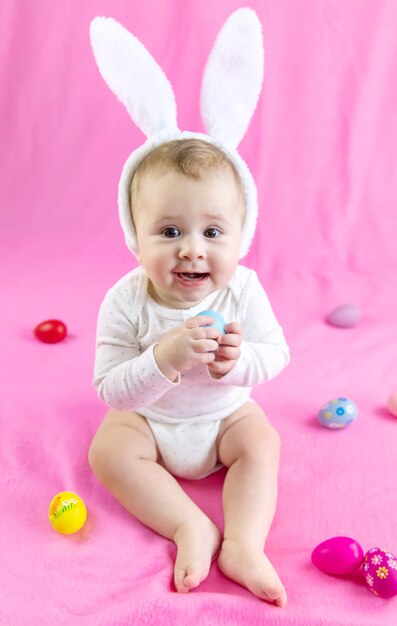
[200,8,264,149]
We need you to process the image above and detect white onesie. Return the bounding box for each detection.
[93,264,289,479]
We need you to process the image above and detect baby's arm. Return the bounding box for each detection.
[208,271,289,386]
[93,291,176,410]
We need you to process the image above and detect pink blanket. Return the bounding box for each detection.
[1,1,396,624]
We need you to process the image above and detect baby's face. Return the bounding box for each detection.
[133,169,244,309]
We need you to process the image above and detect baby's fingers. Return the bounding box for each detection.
[224,322,242,336]
[186,315,219,329]
[195,338,220,353]
[218,332,242,347]
[208,359,233,376]
[190,325,221,341]
[215,346,241,360]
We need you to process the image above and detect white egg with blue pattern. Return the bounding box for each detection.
[318,397,357,429]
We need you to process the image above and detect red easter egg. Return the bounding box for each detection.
[363,548,397,598]
[34,319,67,344]
[311,536,364,575]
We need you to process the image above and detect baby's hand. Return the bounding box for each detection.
[154,316,222,381]
[207,322,242,379]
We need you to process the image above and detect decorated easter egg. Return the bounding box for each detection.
[318,397,357,429]
[363,548,397,598]
[387,392,397,418]
[328,304,361,328]
[34,319,67,344]
[49,491,87,534]
[311,536,364,575]
[196,310,225,334]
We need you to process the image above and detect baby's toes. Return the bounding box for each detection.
[174,568,189,593]
[274,589,288,607]
[174,566,202,593]
[257,579,287,605]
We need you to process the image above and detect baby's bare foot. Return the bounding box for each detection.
[173,518,221,593]
[218,539,287,606]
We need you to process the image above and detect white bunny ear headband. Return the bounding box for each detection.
[90,8,264,259]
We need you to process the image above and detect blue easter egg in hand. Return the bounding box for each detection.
[318,397,358,429]
[196,310,225,334]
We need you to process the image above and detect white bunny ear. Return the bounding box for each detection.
[201,8,264,149]
[90,17,179,138]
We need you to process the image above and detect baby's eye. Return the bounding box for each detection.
[204,227,221,239]
[161,226,181,238]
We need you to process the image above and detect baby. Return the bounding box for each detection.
[90,138,290,606]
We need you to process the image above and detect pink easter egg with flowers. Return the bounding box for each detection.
[363,548,397,598]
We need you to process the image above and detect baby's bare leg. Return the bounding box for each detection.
[89,410,221,592]
[216,403,287,606]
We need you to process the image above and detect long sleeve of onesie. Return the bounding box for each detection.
[209,270,290,387]
[93,289,179,410]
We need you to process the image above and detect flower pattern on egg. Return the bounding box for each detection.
[366,574,374,587]
[318,397,358,429]
[371,554,383,565]
[387,559,397,570]
[376,567,388,579]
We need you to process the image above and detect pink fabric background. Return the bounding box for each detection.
[1,1,396,624]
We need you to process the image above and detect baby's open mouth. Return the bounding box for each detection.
[176,272,209,280]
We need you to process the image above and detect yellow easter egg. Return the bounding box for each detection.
[48,491,87,534]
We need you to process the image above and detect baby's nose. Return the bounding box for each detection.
[178,235,206,260]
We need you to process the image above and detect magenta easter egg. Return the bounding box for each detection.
[328,304,361,328]
[363,548,397,598]
[311,536,364,575]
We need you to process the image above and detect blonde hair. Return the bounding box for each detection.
[130,138,244,210]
